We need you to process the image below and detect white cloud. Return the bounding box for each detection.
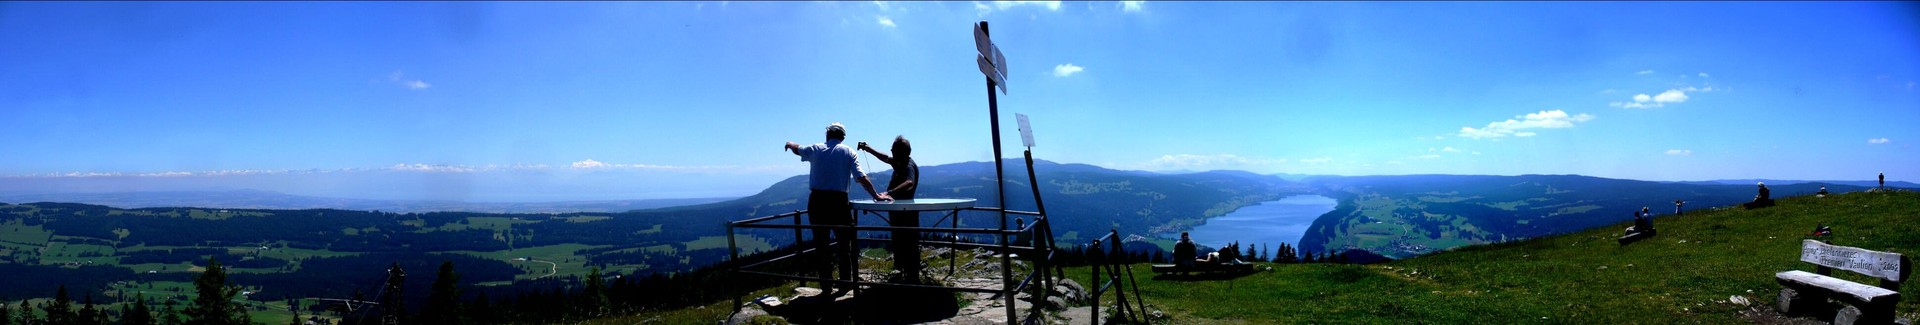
[1441,146,1460,153]
[405,80,431,90]
[1121,1,1143,12]
[1611,87,1712,109]
[1053,63,1084,77]
[1869,138,1892,144]
[1414,154,1441,159]
[1651,89,1688,103]
[1698,72,1711,78]
[1637,70,1654,75]
[1298,157,1333,164]
[1665,149,1692,156]
[876,16,896,28]
[873,1,891,10]
[388,164,478,173]
[1457,110,1596,140]
[571,159,611,168]
[1138,154,1285,171]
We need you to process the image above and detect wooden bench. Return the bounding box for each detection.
[1776,239,1913,325]
[1151,260,1254,275]
[1616,229,1656,245]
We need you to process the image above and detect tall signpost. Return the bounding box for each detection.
[973,20,1015,324]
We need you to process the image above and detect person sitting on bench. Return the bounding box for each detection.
[1817,186,1829,197]
[1744,182,1775,208]
[1200,242,1241,265]
[1173,232,1197,268]
[1625,209,1654,235]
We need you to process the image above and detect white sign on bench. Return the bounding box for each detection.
[1801,240,1908,282]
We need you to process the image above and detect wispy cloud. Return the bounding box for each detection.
[1413,154,1441,159]
[1698,72,1711,78]
[1665,149,1692,156]
[1869,138,1892,144]
[876,16,896,28]
[1121,1,1144,12]
[385,71,432,90]
[568,159,783,173]
[1457,110,1595,140]
[1637,70,1655,75]
[976,1,1061,15]
[1134,154,1285,171]
[1052,63,1084,77]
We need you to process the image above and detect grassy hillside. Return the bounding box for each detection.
[1067,190,1920,323]
[1300,174,1869,259]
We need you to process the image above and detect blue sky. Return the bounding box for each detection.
[2,2,1916,201]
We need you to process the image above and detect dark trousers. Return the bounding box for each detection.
[890,209,921,283]
[808,190,855,286]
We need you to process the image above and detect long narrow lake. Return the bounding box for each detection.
[1175,194,1338,252]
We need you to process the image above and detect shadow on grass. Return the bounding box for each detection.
[1150,270,1258,282]
[770,286,961,324]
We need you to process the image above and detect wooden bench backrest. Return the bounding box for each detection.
[1800,239,1913,288]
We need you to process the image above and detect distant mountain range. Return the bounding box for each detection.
[0,189,731,214]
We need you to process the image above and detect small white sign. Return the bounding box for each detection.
[1017,114,1035,147]
[977,55,1002,84]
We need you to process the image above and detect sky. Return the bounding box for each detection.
[2,2,1917,201]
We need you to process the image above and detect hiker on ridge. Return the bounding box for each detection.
[784,123,889,293]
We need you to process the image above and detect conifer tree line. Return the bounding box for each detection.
[4,246,806,325]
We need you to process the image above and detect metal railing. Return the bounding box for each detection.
[727,206,1056,324]
[1087,229,1146,325]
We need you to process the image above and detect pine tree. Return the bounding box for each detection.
[580,267,609,318]
[44,285,73,325]
[76,294,99,325]
[2,296,12,325]
[1244,243,1256,262]
[159,300,182,325]
[123,295,155,325]
[421,261,466,325]
[16,298,35,325]
[1260,243,1269,261]
[465,291,492,322]
[1302,251,1316,263]
[185,258,245,325]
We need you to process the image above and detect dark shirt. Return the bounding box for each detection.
[1173,239,1197,265]
[1759,186,1771,200]
[888,158,919,199]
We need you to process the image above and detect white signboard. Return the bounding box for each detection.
[977,55,1002,84]
[1016,113,1035,147]
[973,22,1008,94]
[1801,239,1907,282]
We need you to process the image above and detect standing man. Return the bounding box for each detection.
[859,136,921,283]
[1881,172,1887,190]
[785,123,889,293]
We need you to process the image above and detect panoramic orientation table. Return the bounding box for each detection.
[850,198,978,282]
